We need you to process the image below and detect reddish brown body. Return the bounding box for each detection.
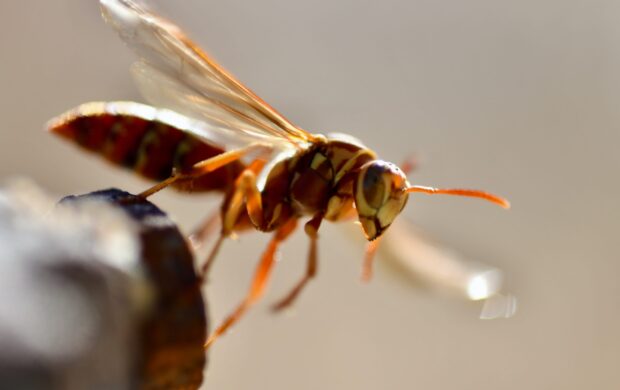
[50,104,379,236]
[50,103,244,193]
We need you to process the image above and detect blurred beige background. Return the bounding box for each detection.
[1,0,619,389]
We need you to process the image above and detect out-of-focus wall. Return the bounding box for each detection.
[1,1,619,389]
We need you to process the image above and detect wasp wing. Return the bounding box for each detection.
[100,0,313,146]
[379,219,503,300]
[355,218,516,317]
[130,61,292,150]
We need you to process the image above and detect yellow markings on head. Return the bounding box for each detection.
[377,198,404,229]
[364,174,390,210]
[354,177,376,218]
[359,216,377,240]
[354,161,390,216]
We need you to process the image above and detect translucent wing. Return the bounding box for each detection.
[479,294,517,319]
[379,219,502,299]
[369,218,517,318]
[130,62,291,149]
[100,0,315,146]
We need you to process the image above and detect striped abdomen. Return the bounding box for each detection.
[48,102,245,192]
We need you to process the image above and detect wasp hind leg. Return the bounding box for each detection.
[204,218,298,349]
[137,142,272,199]
[188,211,220,250]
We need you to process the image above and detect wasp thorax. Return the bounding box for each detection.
[354,160,409,240]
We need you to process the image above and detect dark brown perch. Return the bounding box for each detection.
[61,189,208,389]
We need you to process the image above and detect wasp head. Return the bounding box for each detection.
[353,160,409,240]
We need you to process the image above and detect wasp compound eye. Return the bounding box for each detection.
[361,162,389,209]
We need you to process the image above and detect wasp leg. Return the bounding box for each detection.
[204,218,298,349]
[199,234,225,280]
[361,235,382,282]
[271,214,323,311]
[199,160,266,279]
[400,155,419,176]
[223,160,266,233]
[138,142,272,198]
[188,211,220,250]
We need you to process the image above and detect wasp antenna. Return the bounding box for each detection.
[405,186,511,209]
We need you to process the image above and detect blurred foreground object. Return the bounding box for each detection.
[378,218,517,319]
[0,182,207,389]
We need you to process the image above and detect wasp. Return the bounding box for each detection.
[48,0,510,348]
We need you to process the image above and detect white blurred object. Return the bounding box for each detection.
[375,218,516,318]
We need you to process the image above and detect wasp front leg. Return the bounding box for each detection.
[199,159,267,278]
[361,236,382,282]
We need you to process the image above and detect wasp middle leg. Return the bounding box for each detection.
[271,213,323,311]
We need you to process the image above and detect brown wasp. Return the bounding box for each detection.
[48,0,510,348]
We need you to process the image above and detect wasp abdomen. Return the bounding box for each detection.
[48,102,244,192]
